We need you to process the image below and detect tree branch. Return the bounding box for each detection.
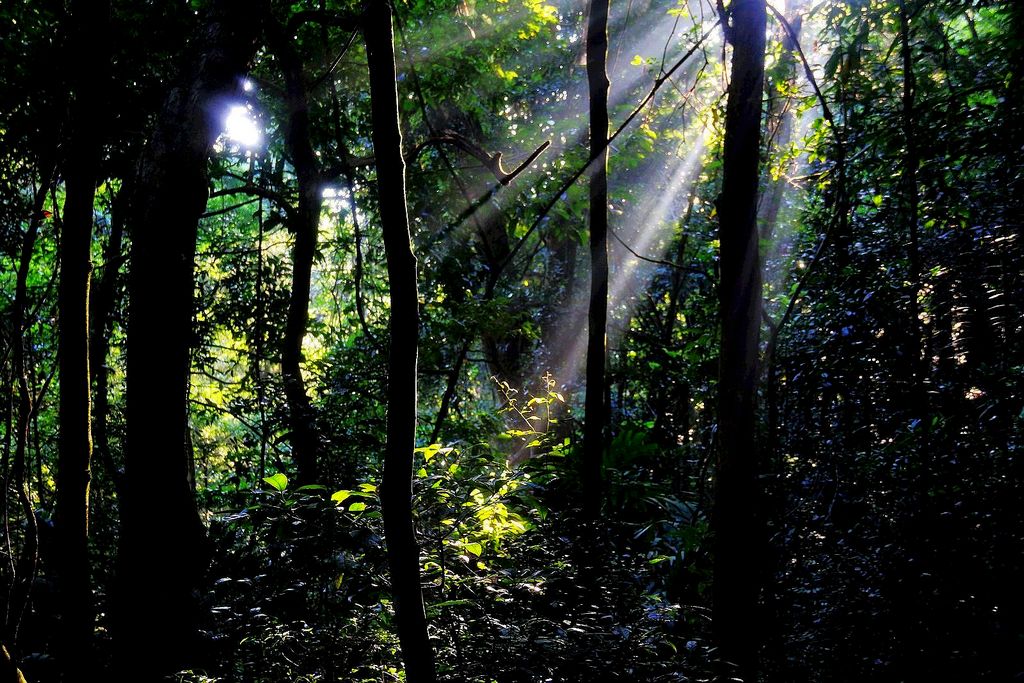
[410,131,550,185]
[493,21,720,281]
[610,226,702,273]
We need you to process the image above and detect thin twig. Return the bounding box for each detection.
[201,197,260,219]
[494,21,721,279]
[308,29,358,91]
[610,226,700,272]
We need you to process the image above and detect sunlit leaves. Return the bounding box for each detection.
[415,443,454,462]
[331,483,378,512]
[262,472,288,492]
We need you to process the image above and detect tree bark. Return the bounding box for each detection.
[582,0,610,519]
[116,1,265,677]
[364,3,437,681]
[55,0,107,669]
[712,0,766,680]
[269,23,323,486]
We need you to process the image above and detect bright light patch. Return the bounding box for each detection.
[224,105,261,149]
[242,79,254,92]
[322,186,352,214]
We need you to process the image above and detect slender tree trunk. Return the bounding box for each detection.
[364,4,436,681]
[3,182,50,652]
[430,339,470,445]
[898,0,930,446]
[254,187,268,482]
[89,184,126,498]
[893,4,931,659]
[55,0,108,669]
[322,7,375,348]
[582,0,610,518]
[348,169,374,341]
[712,1,766,680]
[758,5,802,245]
[652,187,697,448]
[270,24,322,486]
[2,369,10,495]
[117,2,265,677]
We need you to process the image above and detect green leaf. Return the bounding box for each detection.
[262,473,288,492]
[417,443,453,462]
[331,489,353,504]
[348,502,367,512]
[465,542,483,556]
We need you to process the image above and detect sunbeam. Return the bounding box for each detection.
[540,125,711,391]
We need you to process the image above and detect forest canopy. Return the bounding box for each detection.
[0,0,1021,681]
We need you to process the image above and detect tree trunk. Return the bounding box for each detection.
[364,4,437,681]
[758,5,802,245]
[269,23,323,486]
[55,0,107,669]
[116,1,264,677]
[582,0,610,519]
[712,1,766,680]
[89,183,126,499]
[2,182,49,651]
[898,0,930,447]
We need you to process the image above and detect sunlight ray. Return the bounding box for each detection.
[607,130,710,338]
[541,127,710,391]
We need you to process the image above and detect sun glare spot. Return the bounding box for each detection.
[322,186,352,214]
[224,104,261,149]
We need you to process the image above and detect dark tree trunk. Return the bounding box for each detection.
[364,4,437,681]
[55,0,107,669]
[116,1,265,677]
[89,184,126,498]
[712,1,766,680]
[898,0,930,445]
[582,0,610,518]
[430,338,470,445]
[269,23,323,486]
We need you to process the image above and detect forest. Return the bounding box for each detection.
[0,0,1021,681]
